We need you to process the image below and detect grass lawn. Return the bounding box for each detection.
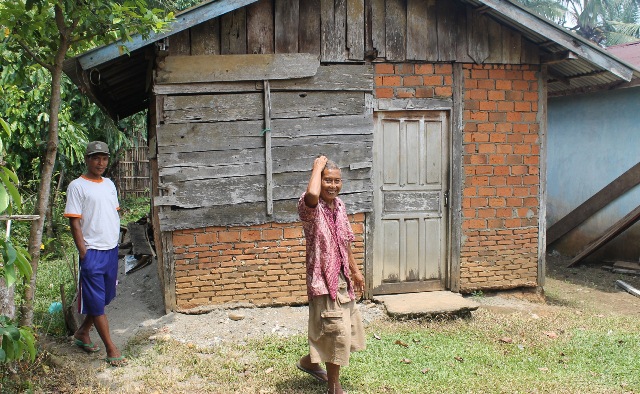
[69,305,639,394]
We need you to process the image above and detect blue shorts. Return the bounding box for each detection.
[77,247,119,316]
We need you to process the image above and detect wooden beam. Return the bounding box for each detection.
[541,50,578,65]
[77,0,259,69]
[263,80,273,215]
[475,0,634,81]
[567,204,640,267]
[548,162,640,245]
[156,53,320,83]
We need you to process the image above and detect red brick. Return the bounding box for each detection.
[395,63,414,74]
[434,86,452,97]
[219,230,241,243]
[376,88,393,98]
[487,90,505,101]
[196,232,217,244]
[423,75,443,85]
[263,228,283,240]
[397,88,415,98]
[375,63,394,74]
[382,75,402,86]
[496,80,512,90]
[416,87,435,98]
[403,75,423,86]
[434,63,452,74]
[415,64,434,74]
[173,234,194,247]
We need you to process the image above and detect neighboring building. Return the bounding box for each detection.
[64,0,638,312]
[547,41,640,262]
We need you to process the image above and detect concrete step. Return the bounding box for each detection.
[373,291,479,319]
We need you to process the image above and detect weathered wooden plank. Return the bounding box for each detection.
[321,0,347,61]
[567,204,640,267]
[346,0,364,60]
[486,17,504,63]
[190,19,220,55]
[272,133,372,148]
[385,0,406,61]
[157,120,265,151]
[406,0,430,61]
[163,91,363,124]
[221,8,247,54]
[264,80,274,215]
[247,0,274,54]
[163,93,263,123]
[270,113,372,138]
[503,28,522,64]
[370,0,386,58]
[521,37,540,64]
[270,91,366,119]
[155,171,372,208]
[267,64,373,91]
[168,29,191,56]
[160,161,265,181]
[275,0,299,54]
[436,0,456,61]
[153,81,260,95]
[158,141,372,181]
[158,192,373,231]
[467,8,490,64]
[299,0,321,56]
[159,147,264,168]
[154,64,372,94]
[454,2,472,63]
[156,53,320,84]
[548,162,640,245]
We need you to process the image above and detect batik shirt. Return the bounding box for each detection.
[298,192,355,300]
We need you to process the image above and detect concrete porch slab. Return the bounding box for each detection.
[373,291,480,319]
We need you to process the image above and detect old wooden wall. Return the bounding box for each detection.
[162,0,538,65]
[154,61,374,231]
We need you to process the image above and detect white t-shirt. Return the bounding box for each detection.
[64,175,120,250]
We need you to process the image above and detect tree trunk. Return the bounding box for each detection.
[45,167,64,254]
[20,40,69,327]
[0,279,15,319]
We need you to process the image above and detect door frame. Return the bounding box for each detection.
[365,93,464,298]
[367,99,459,295]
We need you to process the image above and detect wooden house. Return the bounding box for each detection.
[63,0,638,312]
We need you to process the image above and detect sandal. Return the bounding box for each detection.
[74,338,100,353]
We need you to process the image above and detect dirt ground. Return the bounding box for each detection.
[40,249,640,388]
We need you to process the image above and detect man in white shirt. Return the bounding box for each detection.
[64,141,126,367]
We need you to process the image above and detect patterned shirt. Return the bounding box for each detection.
[298,192,355,300]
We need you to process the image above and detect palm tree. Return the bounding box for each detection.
[515,0,640,46]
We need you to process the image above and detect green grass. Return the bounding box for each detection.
[33,254,76,337]
[79,308,639,394]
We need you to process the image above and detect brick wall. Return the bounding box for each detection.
[374,62,541,292]
[460,64,540,291]
[172,213,366,310]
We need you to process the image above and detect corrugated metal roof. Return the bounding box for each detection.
[64,0,640,119]
[461,0,640,96]
[607,41,640,68]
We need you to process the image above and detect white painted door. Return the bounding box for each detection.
[373,111,450,294]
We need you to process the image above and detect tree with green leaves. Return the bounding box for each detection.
[0,117,36,365]
[516,0,640,46]
[0,0,173,326]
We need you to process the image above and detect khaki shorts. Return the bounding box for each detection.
[308,276,366,366]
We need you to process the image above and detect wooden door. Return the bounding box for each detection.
[372,111,450,294]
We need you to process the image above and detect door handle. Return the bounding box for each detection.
[444,191,449,207]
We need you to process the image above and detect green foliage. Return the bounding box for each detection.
[33,257,76,337]
[516,0,640,45]
[0,316,36,363]
[119,195,151,225]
